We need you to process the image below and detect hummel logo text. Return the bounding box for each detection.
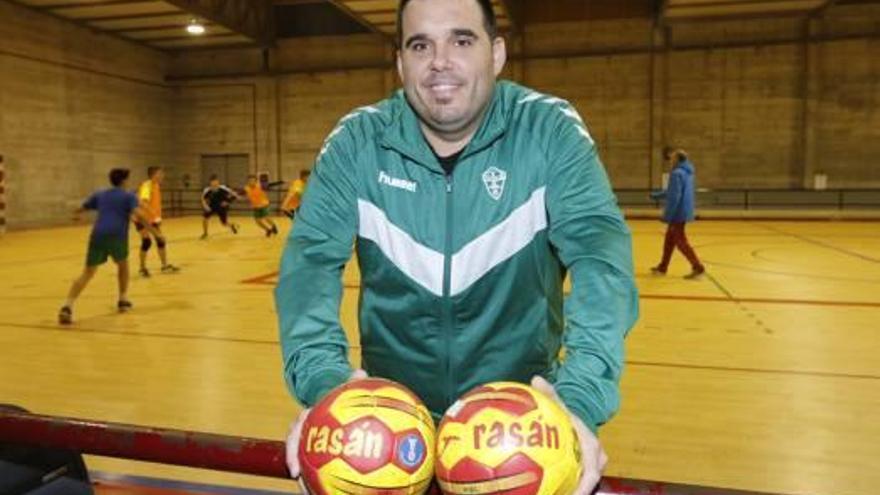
[378,171,417,192]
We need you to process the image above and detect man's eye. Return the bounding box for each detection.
[455,38,474,47]
[411,42,428,52]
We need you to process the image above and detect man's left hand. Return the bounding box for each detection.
[531,376,607,495]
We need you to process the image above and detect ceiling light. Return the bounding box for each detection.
[186,20,205,35]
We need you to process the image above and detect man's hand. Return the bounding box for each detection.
[286,369,368,491]
[531,376,607,495]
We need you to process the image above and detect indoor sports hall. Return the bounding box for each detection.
[1,1,878,495]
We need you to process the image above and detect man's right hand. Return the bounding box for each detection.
[285,369,368,485]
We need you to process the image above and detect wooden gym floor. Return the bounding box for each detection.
[1,216,878,495]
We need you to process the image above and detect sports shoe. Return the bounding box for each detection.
[139,268,151,278]
[161,264,180,273]
[271,225,279,236]
[200,233,208,240]
[118,300,133,313]
[650,266,667,275]
[231,224,239,234]
[58,306,72,325]
[265,228,273,238]
[684,266,705,280]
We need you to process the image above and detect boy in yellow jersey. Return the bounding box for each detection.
[243,174,279,237]
[135,166,180,277]
[280,169,310,220]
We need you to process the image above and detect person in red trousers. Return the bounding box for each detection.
[651,147,705,279]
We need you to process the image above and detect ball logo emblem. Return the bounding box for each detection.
[398,433,426,468]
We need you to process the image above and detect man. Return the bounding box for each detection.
[135,166,179,276]
[280,170,310,220]
[59,168,161,325]
[276,0,639,493]
[651,147,705,279]
[242,174,280,237]
[200,174,240,239]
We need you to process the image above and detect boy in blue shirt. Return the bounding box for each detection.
[59,168,160,325]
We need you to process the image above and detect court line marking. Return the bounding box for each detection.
[638,293,880,308]
[0,288,270,301]
[0,229,262,266]
[240,271,360,290]
[0,321,280,346]
[630,230,880,239]
[4,320,876,381]
[753,223,880,264]
[240,271,281,285]
[246,271,880,307]
[627,360,880,381]
[705,272,736,299]
[700,259,880,283]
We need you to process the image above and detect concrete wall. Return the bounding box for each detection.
[0,1,173,228]
[165,3,879,192]
[3,1,878,227]
[167,34,395,186]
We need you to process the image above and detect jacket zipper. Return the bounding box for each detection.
[443,172,454,408]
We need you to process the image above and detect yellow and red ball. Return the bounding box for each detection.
[299,378,436,495]
[435,382,582,495]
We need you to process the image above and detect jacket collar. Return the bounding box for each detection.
[380,82,510,172]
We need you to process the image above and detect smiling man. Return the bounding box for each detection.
[276,0,639,492]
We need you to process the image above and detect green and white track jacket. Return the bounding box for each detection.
[275,81,639,431]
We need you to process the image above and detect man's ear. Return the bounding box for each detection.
[492,36,507,76]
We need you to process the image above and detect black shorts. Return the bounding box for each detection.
[203,208,229,224]
[134,221,161,234]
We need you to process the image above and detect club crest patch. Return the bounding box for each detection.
[482,166,507,201]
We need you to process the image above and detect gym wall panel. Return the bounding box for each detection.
[524,54,653,189]
[0,1,171,228]
[663,44,803,189]
[809,38,880,188]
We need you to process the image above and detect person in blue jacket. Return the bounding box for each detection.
[651,147,705,279]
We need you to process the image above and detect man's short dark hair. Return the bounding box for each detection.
[209,174,219,181]
[109,168,130,187]
[663,146,688,163]
[396,0,497,47]
[147,166,162,178]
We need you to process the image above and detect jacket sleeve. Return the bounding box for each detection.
[663,169,683,222]
[650,189,666,200]
[274,124,359,407]
[82,193,98,210]
[543,104,640,432]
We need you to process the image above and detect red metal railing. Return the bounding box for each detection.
[0,409,776,495]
